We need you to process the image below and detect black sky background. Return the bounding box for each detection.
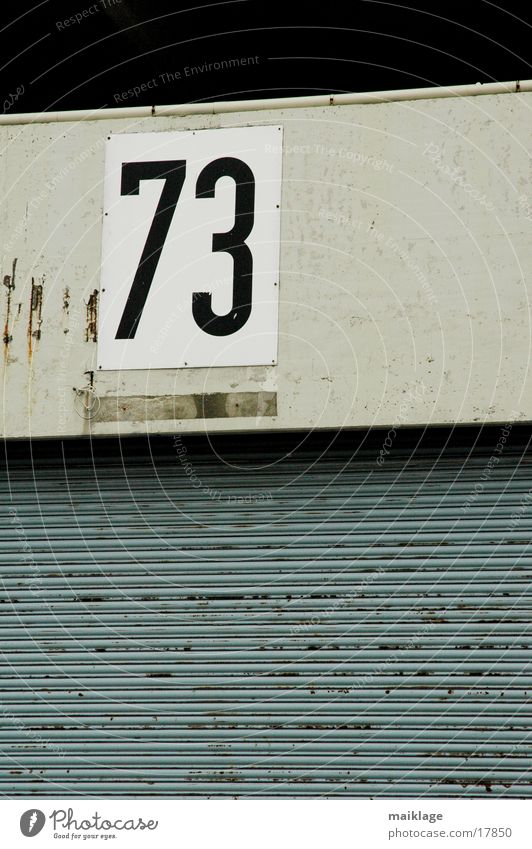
[1,1,532,114]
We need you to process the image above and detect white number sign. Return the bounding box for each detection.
[98,126,282,370]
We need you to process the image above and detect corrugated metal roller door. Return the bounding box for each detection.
[0,432,530,797]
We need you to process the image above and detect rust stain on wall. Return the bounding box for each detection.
[3,258,17,357]
[62,286,71,335]
[85,289,98,342]
[28,277,44,358]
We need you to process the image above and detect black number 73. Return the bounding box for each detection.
[115,157,255,340]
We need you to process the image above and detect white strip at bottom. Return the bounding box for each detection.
[2,798,530,848]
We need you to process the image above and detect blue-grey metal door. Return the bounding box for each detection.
[1,432,530,796]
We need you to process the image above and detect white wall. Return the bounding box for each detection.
[1,92,531,438]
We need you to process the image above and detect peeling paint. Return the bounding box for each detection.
[61,286,71,335]
[3,258,17,355]
[27,277,44,358]
[85,289,98,342]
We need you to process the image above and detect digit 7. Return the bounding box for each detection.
[115,160,186,339]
